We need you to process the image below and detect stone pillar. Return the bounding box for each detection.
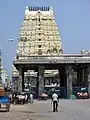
[18,67,24,92]
[37,65,45,97]
[66,65,73,99]
[44,78,45,86]
[49,78,51,85]
[77,68,85,86]
[82,68,85,86]
[88,66,90,97]
[36,72,39,98]
[77,68,82,86]
[84,67,88,86]
[58,67,65,87]
[77,68,79,86]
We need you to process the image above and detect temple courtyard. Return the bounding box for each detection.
[0,99,90,120]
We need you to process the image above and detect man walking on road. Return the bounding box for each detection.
[29,93,34,103]
[51,91,59,112]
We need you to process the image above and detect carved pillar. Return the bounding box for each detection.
[84,67,88,86]
[44,78,45,86]
[77,67,85,86]
[18,67,24,92]
[66,65,73,99]
[58,67,67,98]
[77,68,82,86]
[59,68,64,87]
[88,66,90,97]
[36,72,39,98]
[49,78,51,85]
[82,68,84,85]
[77,68,79,86]
[58,67,66,87]
[37,65,45,97]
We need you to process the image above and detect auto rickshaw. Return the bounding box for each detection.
[0,87,10,112]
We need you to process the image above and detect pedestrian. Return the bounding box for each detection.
[51,90,59,112]
[29,93,34,103]
[25,93,28,103]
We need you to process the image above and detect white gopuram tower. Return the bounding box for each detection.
[13,6,63,91]
[16,6,63,56]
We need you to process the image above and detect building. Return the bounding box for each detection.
[16,6,63,56]
[12,6,61,91]
[0,50,10,88]
[1,67,10,88]
[1,69,7,86]
[12,64,19,91]
[13,6,90,98]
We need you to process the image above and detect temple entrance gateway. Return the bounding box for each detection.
[12,6,90,98]
[13,59,90,98]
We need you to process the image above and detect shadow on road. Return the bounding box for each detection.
[19,111,36,114]
[48,110,53,113]
[11,110,36,114]
[0,110,9,112]
[30,114,52,118]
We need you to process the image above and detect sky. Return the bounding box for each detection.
[0,0,90,78]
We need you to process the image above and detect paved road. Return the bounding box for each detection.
[0,99,90,120]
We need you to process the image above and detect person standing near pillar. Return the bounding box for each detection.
[51,90,59,112]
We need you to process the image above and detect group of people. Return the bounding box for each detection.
[9,90,59,112]
[9,92,34,105]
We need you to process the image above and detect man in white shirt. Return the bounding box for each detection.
[52,91,59,112]
[29,93,34,103]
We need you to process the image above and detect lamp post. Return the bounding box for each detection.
[8,38,16,90]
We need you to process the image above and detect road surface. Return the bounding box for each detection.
[0,99,90,120]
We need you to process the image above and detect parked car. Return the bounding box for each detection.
[77,88,89,99]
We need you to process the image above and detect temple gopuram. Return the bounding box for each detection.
[12,6,90,98]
